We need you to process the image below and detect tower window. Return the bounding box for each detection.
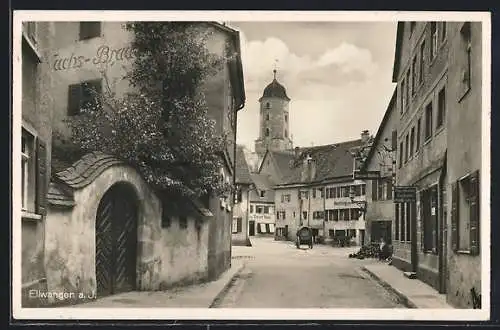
[266,114,269,121]
[265,128,270,137]
[285,114,288,122]
[265,102,271,109]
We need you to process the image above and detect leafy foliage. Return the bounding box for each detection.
[66,22,234,198]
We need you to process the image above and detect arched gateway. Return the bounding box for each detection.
[95,182,139,297]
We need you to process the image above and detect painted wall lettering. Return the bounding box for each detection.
[53,45,139,71]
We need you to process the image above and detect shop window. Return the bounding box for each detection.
[452,171,480,255]
[421,186,438,253]
[80,22,101,40]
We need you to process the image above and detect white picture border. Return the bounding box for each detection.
[11,10,491,321]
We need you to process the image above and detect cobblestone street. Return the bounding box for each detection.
[215,237,406,308]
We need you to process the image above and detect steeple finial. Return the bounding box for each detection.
[273,59,278,80]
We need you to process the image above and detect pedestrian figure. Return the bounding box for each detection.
[378,237,386,260]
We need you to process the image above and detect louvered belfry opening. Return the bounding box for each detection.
[95,182,139,298]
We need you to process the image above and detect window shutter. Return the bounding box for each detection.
[469,170,480,255]
[68,84,82,116]
[372,180,378,201]
[36,138,47,215]
[451,181,459,252]
[386,178,393,200]
[237,218,242,233]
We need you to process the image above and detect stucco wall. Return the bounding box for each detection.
[43,164,210,306]
[232,186,250,245]
[274,187,300,241]
[445,22,482,308]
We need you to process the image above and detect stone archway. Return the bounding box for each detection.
[95,182,139,297]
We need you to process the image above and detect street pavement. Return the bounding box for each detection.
[216,236,406,308]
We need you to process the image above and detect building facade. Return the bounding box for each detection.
[20,21,56,307]
[19,21,245,306]
[273,137,371,245]
[248,173,276,237]
[361,90,398,245]
[232,145,253,246]
[445,21,482,308]
[390,20,483,308]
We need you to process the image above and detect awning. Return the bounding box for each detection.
[269,223,275,233]
[259,223,266,233]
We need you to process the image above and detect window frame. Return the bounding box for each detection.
[430,22,438,61]
[415,117,422,153]
[79,22,102,41]
[437,86,446,129]
[424,102,433,142]
[21,127,36,213]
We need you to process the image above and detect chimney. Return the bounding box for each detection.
[361,130,370,144]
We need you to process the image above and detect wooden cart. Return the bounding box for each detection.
[296,226,313,249]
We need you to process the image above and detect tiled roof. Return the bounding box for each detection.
[277,139,365,186]
[55,152,124,189]
[269,150,296,181]
[235,145,253,184]
[47,181,75,208]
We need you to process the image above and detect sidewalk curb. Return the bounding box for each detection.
[361,266,417,309]
[208,262,246,308]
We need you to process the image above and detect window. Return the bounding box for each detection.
[313,211,324,219]
[399,142,404,168]
[405,70,411,104]
[232,217,242,233]
[410,21,416,35]
[21,128,36,212]
[400,79,406,113]
[419,41,425,84]
[372,178,392,201]
[437,87,446,128]
[400,203,406,241]
[285,114,288,122]
[441,22,447,42]
[425,102,433,140]
[452,171,480,255]
[266,114,269,121]
[179,216,188,229]
[410,126,415,157]
[300,191,309,199]
[416,118,421,152]
[460,22,472,98]
[263,206,269,214]
[265,128,270,137]
[302,211,308,220]
[285,130,288,138]
[260,190,265,198]
[79,22,101,40]
[256,206,263,214]
[405,134,409,162]
[421,186,438,253]
[319,188,325,198]
[350,209,360,221]
[265,102,271,109]
[312,189,316,199]
[250,205,254,213]
[431,22,438,60]
[68,79,103,116]
[411,56,417,95]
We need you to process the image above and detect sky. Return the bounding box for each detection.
[228,21,398,152]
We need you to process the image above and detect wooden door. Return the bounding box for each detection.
[95,184,138,297]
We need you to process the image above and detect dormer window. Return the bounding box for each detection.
[260,190,266,198]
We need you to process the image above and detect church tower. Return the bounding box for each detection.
[254,69,293,160]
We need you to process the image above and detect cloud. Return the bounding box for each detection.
[236,31,394,152]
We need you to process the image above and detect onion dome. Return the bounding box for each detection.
[259,69,291,101]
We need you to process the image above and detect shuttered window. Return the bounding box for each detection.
[21,128,47,216]
[79,22,101,40]
[453,170,480,255]
[68,79,103,116]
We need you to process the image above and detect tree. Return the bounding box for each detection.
[66,22,234,199]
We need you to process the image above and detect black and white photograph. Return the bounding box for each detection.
[12,11,491,320]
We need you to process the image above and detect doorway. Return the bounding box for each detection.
[249,221,255,236]
[95,183,138,297]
